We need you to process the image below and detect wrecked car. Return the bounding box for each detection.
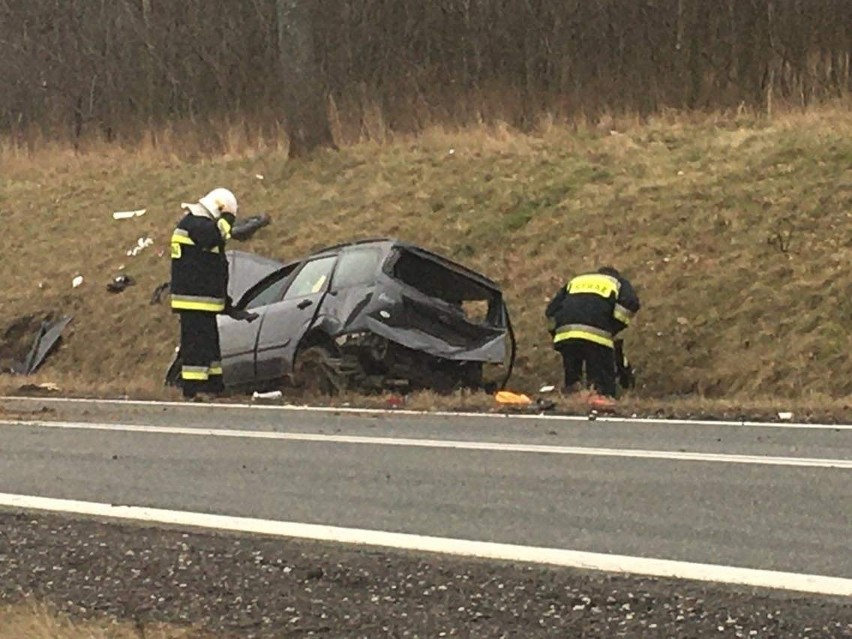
[167,239,515,394]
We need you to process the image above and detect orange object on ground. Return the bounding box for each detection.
[588,393,616,410]
[495,390,533,405]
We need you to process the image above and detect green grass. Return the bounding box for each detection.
[0,107,850,404]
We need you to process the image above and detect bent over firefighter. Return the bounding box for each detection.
[545,266,640,399]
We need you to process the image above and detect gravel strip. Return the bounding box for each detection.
[1,513,849,638]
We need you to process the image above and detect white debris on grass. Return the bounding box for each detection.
[127,236,155,257]
[253,390,283,401]
[112,208,147,220]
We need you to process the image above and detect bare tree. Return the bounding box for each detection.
[275,0,336,157]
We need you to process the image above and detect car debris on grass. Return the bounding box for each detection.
[0,314,72,376]
[111,208,147,220]
[106,275,135,294]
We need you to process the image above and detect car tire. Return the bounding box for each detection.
[293,344,346,396]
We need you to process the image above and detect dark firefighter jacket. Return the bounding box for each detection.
[545,271,640,349]
[170,212,234,313]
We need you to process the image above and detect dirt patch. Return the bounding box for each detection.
[0,314,46,370]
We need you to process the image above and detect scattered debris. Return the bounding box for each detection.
[255,174,265,180]
[18,382,60,393]
[72,276,84,288]
[5,315,73,375]
[150,281,170,305]
[231,213,272,241]
[535,398,556,412]
[539,384,556,393]
[112,208,147,220]
[252,390,283,401]
[386,395,405,409]
[778,411,794,421]
[127,236,155,257]
[106,274,136,294]
[589,394,617,411]
[495,390,533,406]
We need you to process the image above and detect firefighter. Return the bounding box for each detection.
[545,266,640,400]
[170,188,254,399]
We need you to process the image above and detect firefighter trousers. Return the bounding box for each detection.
[556,338,616,398]
[178,310,224,398]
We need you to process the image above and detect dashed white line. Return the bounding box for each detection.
[2,419,850,469]
[0,492,849,597]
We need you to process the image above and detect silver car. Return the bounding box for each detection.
[167,239,515,394]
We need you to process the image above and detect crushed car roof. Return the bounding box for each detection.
[303,238,503,291]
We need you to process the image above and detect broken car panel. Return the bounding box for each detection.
[166,239,515,393]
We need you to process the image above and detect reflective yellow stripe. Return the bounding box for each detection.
[553,324,615,348]
[567,274,620,299]
[614,303,635,325]
[554,330,614,348]
[171,231,221,254]
[171,233,194,246]
[217,218,232,241]
[208,366,223,376]
[170,295,226,312]
[181,366,209,381]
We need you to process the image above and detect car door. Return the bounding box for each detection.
[217,268,294,387]
[254,254,338,383]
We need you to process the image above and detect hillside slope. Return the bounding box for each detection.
[1,110,850,400]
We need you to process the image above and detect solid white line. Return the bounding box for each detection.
[4,395,851,430]
[0,492,849,597]
[3,419,851,469]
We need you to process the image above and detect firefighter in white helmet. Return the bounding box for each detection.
[169,188,255,399]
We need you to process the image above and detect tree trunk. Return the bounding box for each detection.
[275,0,336,158]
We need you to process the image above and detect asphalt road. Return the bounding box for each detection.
[1,397,850,581]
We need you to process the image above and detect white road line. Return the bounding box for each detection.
[4,395,851,430]
[2,419,851,469]
[0,492,849,597]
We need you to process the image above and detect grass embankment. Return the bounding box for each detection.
[0,108,850,414]
[0,602,211,639]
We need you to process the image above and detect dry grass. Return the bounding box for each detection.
[0,601,215,639]
[0,106,850,412]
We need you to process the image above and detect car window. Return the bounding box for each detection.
[241,264,299,310]
[332,249,382,289]
[283,256,336,300]
[244,277,289,310]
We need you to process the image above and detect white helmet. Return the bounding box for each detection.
[184,187,238,219]
[199,187,238,219]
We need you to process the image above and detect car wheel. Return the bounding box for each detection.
[293,345,346,396]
